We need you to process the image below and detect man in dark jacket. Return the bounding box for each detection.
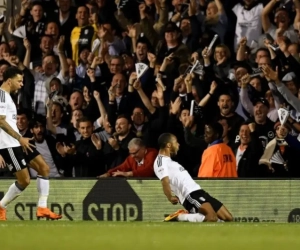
[233,122,264,177]
[58,116,106,177]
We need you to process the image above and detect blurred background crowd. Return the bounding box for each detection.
[1,0,300,179]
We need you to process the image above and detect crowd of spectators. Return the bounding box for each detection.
[1,0,300,179]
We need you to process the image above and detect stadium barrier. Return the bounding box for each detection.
[0,179,299,222]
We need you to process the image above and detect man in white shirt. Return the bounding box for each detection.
[33,54,68,116]
[232,0,263,52]
[0,67,62,221]
[154,133,233,222]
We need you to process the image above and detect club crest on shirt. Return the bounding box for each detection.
[268,131,274,138]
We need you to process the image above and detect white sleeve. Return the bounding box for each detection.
[154,157,169,180]
[93,118,102,129]
[0,92,7,116]
[56,71,69,85]
[232,3,241,16]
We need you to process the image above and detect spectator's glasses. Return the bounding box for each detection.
[130,148,142,156]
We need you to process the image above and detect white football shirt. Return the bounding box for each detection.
[154,154,201,204]
[232,3,263,52]
[0,89,21,149]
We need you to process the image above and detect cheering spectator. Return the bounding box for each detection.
[104,115,135,169]
[259,122,300,177]
[3,0,300,180]
[234,122,264,177]
[71,5,97,65]
[29,115,64,178]
[57,117,106,177]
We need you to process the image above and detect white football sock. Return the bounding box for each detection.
[0,182,24,208]
[218,219,225,222]
[37,176,49,208]
[178,213,205,222]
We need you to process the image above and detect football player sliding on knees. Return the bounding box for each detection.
[0,67,62,221]
[154,132,233,222]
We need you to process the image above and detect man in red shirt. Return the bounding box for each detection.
[98,138,157,178]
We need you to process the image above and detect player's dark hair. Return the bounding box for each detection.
[158,133,174,149]
[3,66,23,82]
[208,122,224,140]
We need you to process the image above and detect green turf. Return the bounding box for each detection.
[0,222,299,250]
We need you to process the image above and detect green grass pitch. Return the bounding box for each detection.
[0,222,300,250]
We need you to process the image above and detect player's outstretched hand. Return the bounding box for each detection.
[19,137,35,155]
[169,196,179,205]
